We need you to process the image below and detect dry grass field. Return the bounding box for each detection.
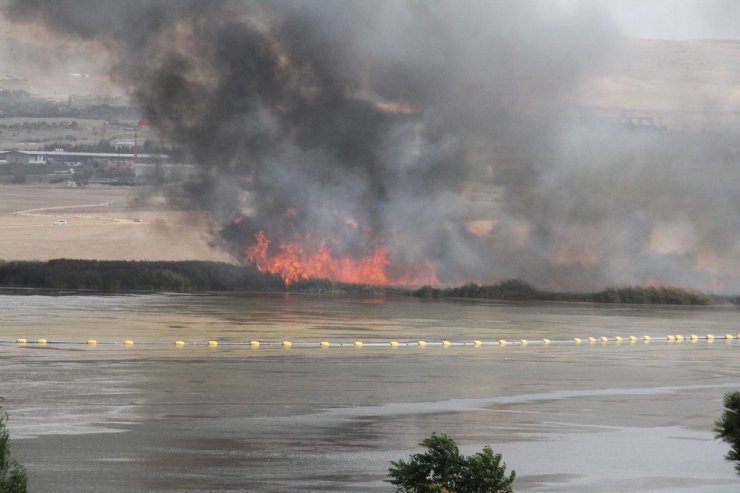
[0,117,122,151]
[0,184,234,262]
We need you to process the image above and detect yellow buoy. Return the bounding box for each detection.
[319,341,330,348]
[588,336,597,344]
[36,338,47,345]
[675,335,684,342]
[629,336,637,343]
[642,336,651,342]
[207,340,218,347]
[16,338,27,344]
[542,338,551,345]
[520,339,528,346]
[725,334,734,341]
[86,339,97,346]
[123,340,134,346]
[354,341,364,348]
[667,335,675,342]
[573,337,582,344]
[418,340,427,347]
[175,340,185,347]
[389,340,400,348]
[249,340,260,348]
[600,336,609,343]
[499,339,508,346]
[442,340,451,347]
[473,340,482,347]
[282,340,292,348]
[706,334,715,343]
[615,336,623,343]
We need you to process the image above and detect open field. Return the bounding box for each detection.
[0,184,233,262]
[0,117,136,151]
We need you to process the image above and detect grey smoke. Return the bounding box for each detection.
[5,0,740,291]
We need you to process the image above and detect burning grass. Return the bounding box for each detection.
[0,259,718,304]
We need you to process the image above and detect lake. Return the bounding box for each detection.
[1,293,739,492]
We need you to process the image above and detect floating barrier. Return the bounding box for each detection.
[1,334,737,351]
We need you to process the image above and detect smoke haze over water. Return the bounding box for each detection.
[5,0,740,292]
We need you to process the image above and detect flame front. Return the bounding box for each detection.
[245,231,438,287]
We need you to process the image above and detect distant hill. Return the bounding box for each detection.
[582,38,740,132]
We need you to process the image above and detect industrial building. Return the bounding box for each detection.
[0,149,166,166]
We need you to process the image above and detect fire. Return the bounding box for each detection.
[245,230,438,286]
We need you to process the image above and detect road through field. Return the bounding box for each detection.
[0,184,232,262]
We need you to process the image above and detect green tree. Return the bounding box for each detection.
[388,433,515,493]
[715,391,740,474]
[0,406,27,493]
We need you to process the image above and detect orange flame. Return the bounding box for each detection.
[245,230,438,287]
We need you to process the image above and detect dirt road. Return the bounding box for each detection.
[0,185,233,262]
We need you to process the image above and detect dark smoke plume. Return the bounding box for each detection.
[6,0,740,292]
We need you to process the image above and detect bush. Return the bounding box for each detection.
[0,407,27,493]
[715,391,740,474]
[388,433,515,492]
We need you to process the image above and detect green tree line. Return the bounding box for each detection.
[413,279,711,305]
[0,259,283,293]
[0,261,718,303]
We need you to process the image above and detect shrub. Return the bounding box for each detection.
[388,433,515,492]
[0,407,27,493]
[715,391,740,474]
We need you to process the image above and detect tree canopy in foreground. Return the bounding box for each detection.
[388,433,515,493]
[715,391,740,474]
[0,405,27,493]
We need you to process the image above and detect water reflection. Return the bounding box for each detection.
[0,293,739,492]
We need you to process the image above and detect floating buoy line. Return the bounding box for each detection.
[3,334,740,349]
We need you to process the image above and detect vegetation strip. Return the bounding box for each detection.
[0,260,733,305]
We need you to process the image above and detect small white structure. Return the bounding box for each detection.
[28,154,47,164]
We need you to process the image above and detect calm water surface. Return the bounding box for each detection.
[1,293,739,492]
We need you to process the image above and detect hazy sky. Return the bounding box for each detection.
[599,0,740,40]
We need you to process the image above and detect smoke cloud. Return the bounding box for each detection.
[5,0,740,292]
